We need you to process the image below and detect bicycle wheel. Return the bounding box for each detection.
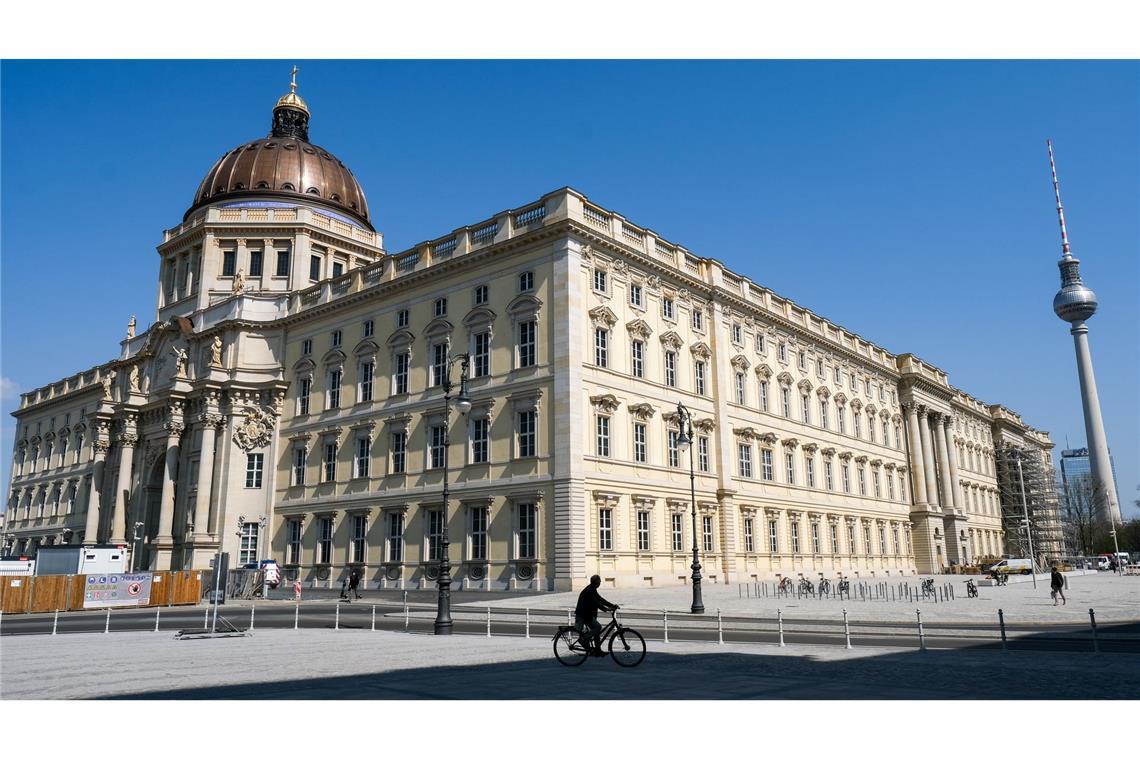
[608,627,646,667]
[553,628,589,666]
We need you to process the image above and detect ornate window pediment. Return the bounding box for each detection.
[385,413,413,435]
[759,431,779,445]
[506,293,542,320]
[776,371,794,387]
[854,455,869,464]
[387,328,416,348]
[820,446,836,457]
[754,363,772,379]
[659,330,683,350]
[463,307,497,330]
[837,451,854,461]
[734,426,760,441]
[694,418,716,433]
[589,394,621,414]
[321,348,346,367]
[816,386,831,398]
[730,354,750,371]
[797,379,813,393]
[802,442,819,453]
[690,341,712,359]
[353,339,380,359]
[424,317,454,340]
[850,398,863,411]
[626,318,653,340]
[782,437,800,449]
[508,388,543,412]
[833,392,847,405]
[588,305,617,328]
[628,402,656,420]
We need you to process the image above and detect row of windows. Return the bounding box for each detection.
[290,411,538,485]
[13,432,87,477]
[735,443,909,504]
[284,504,538,565]
[747,377,902,449]
[11,483,80,521]
[593,415,711,470]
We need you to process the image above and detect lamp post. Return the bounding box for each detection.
[130,521,145,573]
[675,402,705,614]
[1015,456,1038,589]
[435,350,472,635]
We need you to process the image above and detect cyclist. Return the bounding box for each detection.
[575,574,619,656]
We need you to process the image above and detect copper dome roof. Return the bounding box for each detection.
[184,81,372,230]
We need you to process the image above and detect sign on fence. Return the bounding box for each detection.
[83,573,153,608]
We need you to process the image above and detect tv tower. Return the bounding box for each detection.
[1049,140,1122,523]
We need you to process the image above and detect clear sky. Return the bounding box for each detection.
[2,60,1137,517]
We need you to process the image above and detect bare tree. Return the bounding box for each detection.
[1059,474,1102,556]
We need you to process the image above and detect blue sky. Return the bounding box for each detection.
[2,60,1137,516]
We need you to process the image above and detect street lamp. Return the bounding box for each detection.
[131,521,145,573]
[674,401,705,615]
[435,349,472,635]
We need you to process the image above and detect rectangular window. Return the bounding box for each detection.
[470,506,488,561]
[842,463,851,493]
[434,297,447,317]
[518,503,537,559]
[223,250,236,277]
[292,447,306,486]
[302,339,312,356]
[235,522,258,565]
[662,297,674,320]
[869,419,877,443]
[812,522,821,554]
[735,372,746,404]
[390,432,406,473]
[695,361,706,395]
[309,255,321,281]
[761,448,774,481]
[594,328,609,367]
[738,443,753,478]
[331,329,342,348]
[323,442,337,482]
[394,353,409,395]
[759,380,769,411]
[599,508,613,551]
[672,513,684,552]
[858,466,867,495]
[517,410,536,458]
[848,524,857,555]
[702,515,714,553]
[332,262,344,278]
[790,519,800,553]
[629,283,643,308]
[893,526,901,555]
[864,525,872,556]
[327,368,342,408]
[245,453,264,488]
[594,269,607,293]
[397,309,409,328]
[785,452,795,484]
[388,512,404,563]
[873,470,881,498]
[837,406,846,434]
[637,511,650,551]
[801,395,810,424]
[633,423,647,463]
[769,519,779,553]
[798,351,807,371]
[820,400,829,429]
[830,523,839,554]
[664,351,676,387]
[470,417,489,464]
[667,430,679,468]
[474,284,489,305]
[882,420,890,445]
[355,437,371,478]
[518,320,536,368]
[756,334,765,353]
[854,412,862,438]
[288,520,302,565]
[427,510,443,562]
[242,252,261,280]
[363,319,374,338]
[518,271,534,292]
[431,343,447,387]
[805,455,816,488]
[631,340,644,378]
[781,388,791,418]
[732,324,742,343]
[692,309,703,331]
[778,342,787,362]
[318,517,333,564]
[698,436,710,473]
[595,415,610,457]
[879,525,887,556]
[352,514,367,564]
[744,517,754,552]
[473,332,491,378]
[359,360,374,402]
[825,460,834,490]
[275,249,290,277]
[430,425,446,469]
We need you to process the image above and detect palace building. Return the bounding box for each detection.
[4,78,1061,590]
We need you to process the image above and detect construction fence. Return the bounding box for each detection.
[0,570,204,615]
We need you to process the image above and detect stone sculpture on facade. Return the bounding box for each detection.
[233,406,277,451]
[209,336,223,367]
[170,346,189,378]
[126,315,137,340]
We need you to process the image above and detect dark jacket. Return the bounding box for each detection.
[1050,571,1064,590]
[349,570,361,588]
[575,584,617,621]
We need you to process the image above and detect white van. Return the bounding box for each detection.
[987,558,1033,575]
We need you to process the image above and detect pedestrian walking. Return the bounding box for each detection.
[348,567,362,600]
[293,578,302,601]
[338,577,350,601]
[1050,566,1066,606]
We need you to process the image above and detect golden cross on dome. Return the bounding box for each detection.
[290,65,299,94]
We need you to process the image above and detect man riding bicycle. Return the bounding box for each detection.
[575,574,619,655]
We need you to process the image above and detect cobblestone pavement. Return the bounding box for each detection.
[462,572,1140,625]
[3,628,1138,700]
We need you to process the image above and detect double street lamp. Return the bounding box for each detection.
[674,401,705,615]
[434,349,472,635]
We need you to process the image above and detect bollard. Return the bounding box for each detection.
[739,584,742,599]
[294,603,300,630]
[843,608,852,649]
[105,608,111,634]
[155,606,161,633]
[938,588,943,603]
[404,602,409,630]
[0,609,4,635]
[525,608,530,639]
[52,609,59,636]
[250,606,255,631]
[567,608,572,626]
[663,610,669,643]
[950,585,954,600]
[486,606,491,638]
[403,590,408,607]
[335,602,340,631]
[777,609,785,647]
[1089,608,1099,653]
[203,605,209,628]
[372,605,377,631]
[998,608,1008,651]
[717,608,724,644]
[917,609,926,650]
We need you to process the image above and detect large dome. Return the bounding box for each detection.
[184,79,372,230]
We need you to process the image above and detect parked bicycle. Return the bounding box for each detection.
[921,578,936,595]
[553,610,646,667]
[798,578,815,595]
[778,577,795,594]
[837,577,850,595]
[965,578,978,598]
[817,578,831,596]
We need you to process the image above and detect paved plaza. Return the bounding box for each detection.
[2,627,1138,700]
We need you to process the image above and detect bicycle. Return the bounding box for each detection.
[798,578,815,595]
[553,610,646,667]
[837,577,850,596]
[921,578,936,595]
[777,577,795,595]
[817,578,831,596]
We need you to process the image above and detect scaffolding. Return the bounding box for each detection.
[994,445,1065,570]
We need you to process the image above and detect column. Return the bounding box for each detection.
[945,417,963,512]
[934,414,956,511]
[83,438,110,542]
[109,429,139,544]
[192,412,224,541]
[153,416,185,569]
[917,407,940,508]
[905,404,928,507]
